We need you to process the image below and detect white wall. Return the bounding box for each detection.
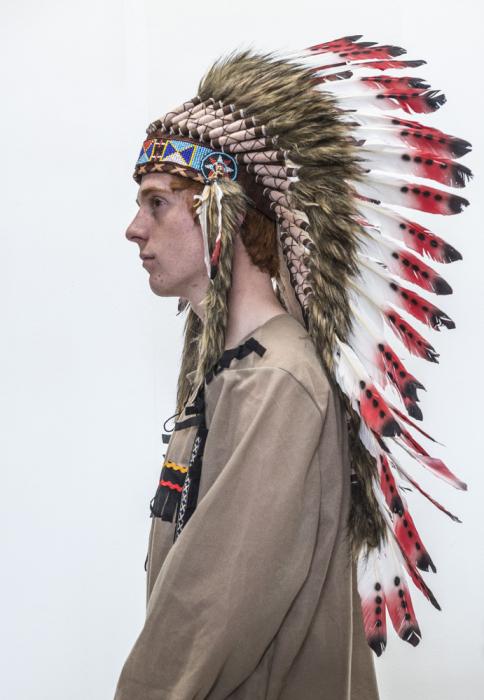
[1,1,482,698]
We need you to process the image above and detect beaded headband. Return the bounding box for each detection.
[134,136,239,184]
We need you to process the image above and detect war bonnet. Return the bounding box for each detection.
[132,35,472,654]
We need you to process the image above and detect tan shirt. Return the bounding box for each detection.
[114,313,380,700]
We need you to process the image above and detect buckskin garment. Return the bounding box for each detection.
[113,312,380,700]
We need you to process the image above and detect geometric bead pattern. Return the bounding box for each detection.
[135,137,237,181]
[136,137,215,174]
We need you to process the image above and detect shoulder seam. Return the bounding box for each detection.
[220,365,328,420]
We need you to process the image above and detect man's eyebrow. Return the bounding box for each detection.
[136,187,172,206]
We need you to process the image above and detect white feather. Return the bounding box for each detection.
[194,184,212,279]
[341,111,426,130]
[333,338,372,415]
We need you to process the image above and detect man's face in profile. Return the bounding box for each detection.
[126,172,207,300]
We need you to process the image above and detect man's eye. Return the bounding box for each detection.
[151,196,165,209]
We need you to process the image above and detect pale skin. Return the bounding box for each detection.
[125,172,287,349]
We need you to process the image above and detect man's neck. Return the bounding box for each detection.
[190,234,287,350]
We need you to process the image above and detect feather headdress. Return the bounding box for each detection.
[133,35,472,655]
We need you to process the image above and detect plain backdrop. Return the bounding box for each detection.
[1,1,482,698]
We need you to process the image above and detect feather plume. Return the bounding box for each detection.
[394,435,467,491]
[334,338,401,437]
[357,545,388,656]
[355,173,470,215]
[355,256,455,330]
[344,112,472,158]
[348,303,426,419]
[389,454,462,523]
[389,309,440,360]
[359,146,473,188]
[358,229,453,295]
[337,88,446,114]
[356,201,463,263]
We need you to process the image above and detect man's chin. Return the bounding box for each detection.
[148,276,178,298]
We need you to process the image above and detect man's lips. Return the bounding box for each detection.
[141,255,156,269]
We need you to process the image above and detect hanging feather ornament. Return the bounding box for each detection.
[194,180,223,280]
[193,184,213,279]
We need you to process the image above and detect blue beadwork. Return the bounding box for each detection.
[135,138,237,181]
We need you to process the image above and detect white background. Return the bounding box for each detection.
[1,1,482,698]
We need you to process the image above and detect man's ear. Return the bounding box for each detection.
[235,209,246,230]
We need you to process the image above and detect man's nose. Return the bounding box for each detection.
[125,210,148,245]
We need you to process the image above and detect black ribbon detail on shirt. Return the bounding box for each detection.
[149,395,204,522]
[149,337,267,538]
[205,337,266,384]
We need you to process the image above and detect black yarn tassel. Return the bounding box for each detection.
[150,483,182,521]
[149,458,187,521]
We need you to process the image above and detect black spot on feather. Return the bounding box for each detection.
[448,194,469,214]
[442,242,462,263]
[433,277,453,295]
[407,403,423,421]
[425,90,446,110]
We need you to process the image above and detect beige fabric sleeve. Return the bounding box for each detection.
[114,367,328,700]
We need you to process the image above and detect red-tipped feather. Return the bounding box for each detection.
[351,59,427,71]
[316,69,354,83]
[403,395,422,421]
[395,433,468,490]
[356,176,470,215]
[357,202,463,263]
[376,455,436,573]
[315,75,429,89]
[376,342,425,419]
[361,231,453,295]
[384,308,440,362]
[349,115,472,159]
[399,544,441,610]
[379,114,472,150]
[306,38,407,61]
[389,250,452,294]
[389,282,455,331]
[390,404,441,443]
[372,473,441,612]
[334,340,402,438]
[387,246,452,295]
[394,507,436,573]
[347,302,425,419]
[313,59,426,74]
[356,75,431,90]
[383,114,442,131]
[389,122,472,158]
[357,546,388,656]
[379,454,405,516]
[358,257,455,330]
[306,34,364,55]
[380,538,422,647]
[338,45,407,61]
[362,147,473,188]
[391,457,463,523]
[340,88,446,114]
[376,88,446,114]
[358,380,401,437]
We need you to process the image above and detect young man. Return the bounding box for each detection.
[114,35,470,699]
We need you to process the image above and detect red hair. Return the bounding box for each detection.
[167,174,279,277]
